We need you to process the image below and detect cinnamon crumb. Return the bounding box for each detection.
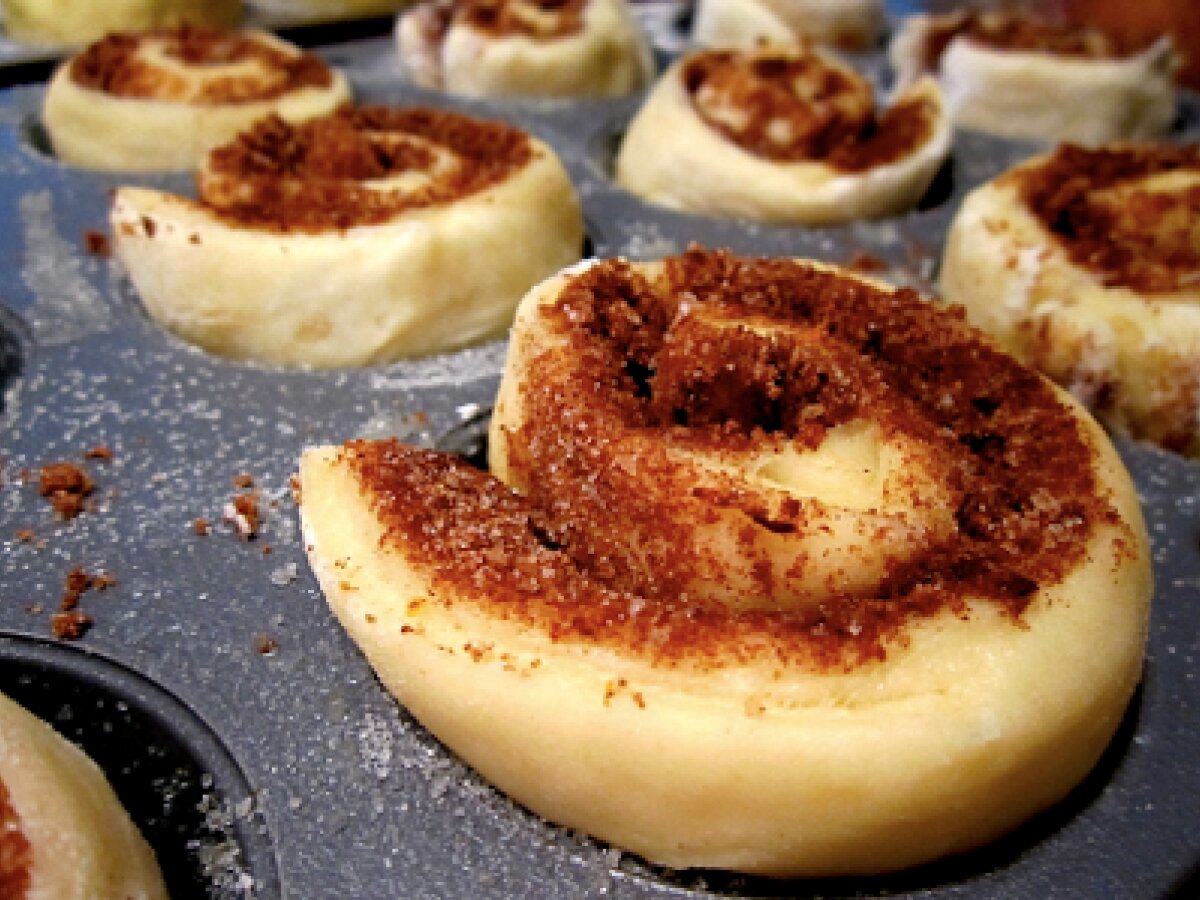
[38,462,94,519]
[51,611,92,641]
[84,230,111,256]
[193,517,211,536]
[14,529,35,543]
[252,633,279,655]
[84,445,113,460]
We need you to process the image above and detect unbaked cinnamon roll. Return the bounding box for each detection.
[692,0,885,52]
[0,691,168,900]
[298,248,1152,876]
[940,142,1200,458]
[889,10,1177,144]
[42,26,352,172]
[396,0,655,98]
[111,104,583,367]
[615,48,951,224]
[1,0,241,47]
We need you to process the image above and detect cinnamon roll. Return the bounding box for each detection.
[940,142,1200,458]
[42,26,352,172]
[111,104,583,367]
[691,0,886,53]
[298,249,1152,876]
[1,0,241,47]
[0,691,168,900]
[614,48,951,224]
[889,10,1177,145]
[396,0,655,99]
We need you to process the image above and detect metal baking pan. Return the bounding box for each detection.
[1,6,1198,898]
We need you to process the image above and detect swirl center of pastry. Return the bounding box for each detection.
[0,779,31,898]
[1015,144,1200,294]
[682,50,936,170]
[460,0,587,39]
[197,105,536,231]
[68,27,335,104]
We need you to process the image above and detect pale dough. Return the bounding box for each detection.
[2,0,241,46]
[0,691,168,900]
[692,0,885,52]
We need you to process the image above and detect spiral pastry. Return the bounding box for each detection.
[396,0,654,99]
[42,26,352,172]
[298,248,1152,876]
[889,10,1176,145]
[692,0,885,53]
[0,691,168,899]
[615,48,951,225]
[1,0,241,47]
[111,104,582,367]
[940,142,1200,457]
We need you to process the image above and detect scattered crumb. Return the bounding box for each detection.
[232,473,254,489]
[83,229,110,257]
[252,633,279,655]
[14,528,35,543]
[38,461,94,519]
[51,610,93,640]
[84,445,113,460]
[193,517,211,536]
[223,493,260,540]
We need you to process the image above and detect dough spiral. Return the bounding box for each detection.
[889,10,1177,145]
[615,48,951,224]
[299,248,1152,876]
[42,26,352,171]
[396,0,654,98]
[111,104,583,367]
[940,142,1200,457]
[0,691,168,900]
[691,0,885,53]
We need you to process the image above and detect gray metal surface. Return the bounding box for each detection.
[0,11,1197,900]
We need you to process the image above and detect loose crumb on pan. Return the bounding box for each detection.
[37,461,94,520]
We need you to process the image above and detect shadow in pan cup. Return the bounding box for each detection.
[0,634,282,899]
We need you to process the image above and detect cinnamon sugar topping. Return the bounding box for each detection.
[919,10,1152,70]
[342,249,1118,671]
[199,105,535,231]
[1015,144,1200,294]
[683,51,935,171]
[69,26,333,104]
[459,0,587,40]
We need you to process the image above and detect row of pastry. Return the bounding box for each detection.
[38,21,1200,459]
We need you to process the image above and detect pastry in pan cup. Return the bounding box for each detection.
[614,48,951,225]
[298,248,1152,876]
[396,0,655,99]
[0,691,168,899]
[889,10,1177,145]
[42,26,352,172]
[691,0,886,53]
[939,142,1200,458]
[110,104,583,368]
[0,0,241,47]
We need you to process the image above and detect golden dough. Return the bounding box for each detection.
[43,27,352,172]
[0,691,168,900]
[889,11,1176,144]
[111,104,583,367]
[299,249,1152,876]
[615,48,951,224]
[2,0,241,46]
[396,0,654,98]
[940,143,1200,457]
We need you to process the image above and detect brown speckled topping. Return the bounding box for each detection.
[69,26,334,103]
[1015,143,1200,294]
[459,0,587,40]
[0,778,31,899]
[919,10,1152,70]
[343,249,1123,671]
[198,104,535,232]
[682,51,936,171]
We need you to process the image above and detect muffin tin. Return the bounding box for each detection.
[1,4,1199,897]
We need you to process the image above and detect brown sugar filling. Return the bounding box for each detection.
[198,104,535,232]
[69,26,334,104]
[919,11,1151,71]
[460,0,587,40]
[342,249,1122,671]
[682,51,935,171]
[0,778,31,899]
[1015,144,1200,294]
